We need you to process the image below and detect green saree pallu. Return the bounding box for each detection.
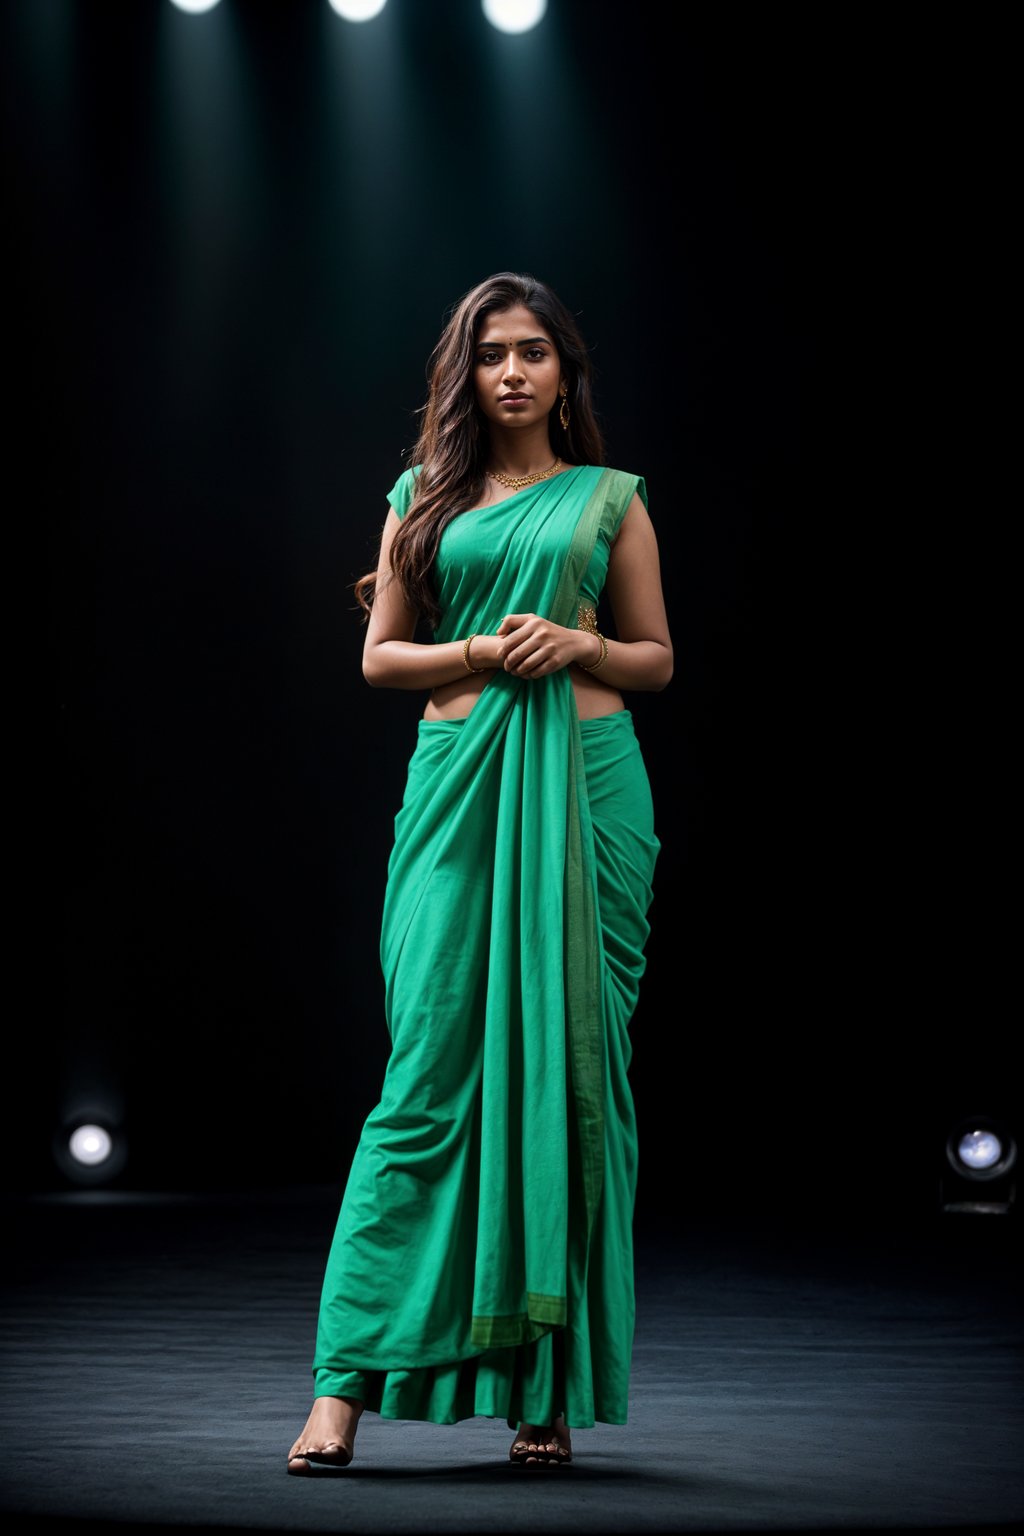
[312,464,660,1427]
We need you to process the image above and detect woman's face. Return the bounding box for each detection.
[473,304,565,437]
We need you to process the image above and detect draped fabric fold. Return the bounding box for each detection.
[312,465,659,1427]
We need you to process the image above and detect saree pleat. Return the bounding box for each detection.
[312,467,659,1427]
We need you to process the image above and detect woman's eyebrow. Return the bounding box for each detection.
[475,336,551,348]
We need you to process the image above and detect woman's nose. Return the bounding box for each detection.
[502,349,525,383]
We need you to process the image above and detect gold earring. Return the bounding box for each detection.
[559,386,570,432]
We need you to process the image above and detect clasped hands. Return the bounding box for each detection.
[471,612,601,678]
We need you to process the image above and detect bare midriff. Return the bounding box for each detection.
[422,666,624,723]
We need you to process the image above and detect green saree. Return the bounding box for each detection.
[312,464,660,1427]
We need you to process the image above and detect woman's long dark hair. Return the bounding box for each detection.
[355,272,606,628]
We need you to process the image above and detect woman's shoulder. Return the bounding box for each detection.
[385,463,423,520]
[593,466,649,529]
[597,464,646,488]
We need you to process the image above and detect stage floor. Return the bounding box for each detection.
[1,1188,1020,1535]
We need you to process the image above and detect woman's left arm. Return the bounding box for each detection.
[591,491,673,690]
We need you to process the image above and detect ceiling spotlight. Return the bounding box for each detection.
[482,0,547,35]
[327,0,388,19]
[168,0,223,13]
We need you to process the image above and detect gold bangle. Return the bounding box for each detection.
[463,633,484,673]
[579,629,608,672]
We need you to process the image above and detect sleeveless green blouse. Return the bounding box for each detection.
[386,463,647,627]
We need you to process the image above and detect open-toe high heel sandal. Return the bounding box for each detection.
[509,1429,565,1467]
[287,1442,353,1475]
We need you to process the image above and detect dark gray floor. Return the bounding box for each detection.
[0,1188,1021,1534]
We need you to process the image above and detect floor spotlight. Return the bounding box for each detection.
[69,1124,113,1167]
[53,1116,128,1187]
[482,0,547,35]
[942,1114,1017,1214]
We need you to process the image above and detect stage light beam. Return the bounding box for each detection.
[327,0,388,20]
[482,0,547,34]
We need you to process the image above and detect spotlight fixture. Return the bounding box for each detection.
[69,1124,113,1167]
[482,0,547,35]
[167,0,223,13]
[327,0,388,20]
[942,1114,1017,1214]
[53,1116,128,1187]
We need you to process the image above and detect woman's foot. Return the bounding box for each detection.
[287,1395,363,1475]
[509,1414,573,1466]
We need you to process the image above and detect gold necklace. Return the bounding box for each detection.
[487,456,563,492]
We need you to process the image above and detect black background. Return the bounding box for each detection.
[6,1,1015,1226]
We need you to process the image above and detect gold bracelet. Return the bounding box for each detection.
[577,603,608,672]
[579,629,608,671]
[463,633,484,673]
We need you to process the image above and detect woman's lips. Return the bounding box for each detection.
[500,395,530,405]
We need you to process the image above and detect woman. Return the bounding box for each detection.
[288,272,672,1474]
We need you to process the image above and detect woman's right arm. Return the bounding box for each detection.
[362,507,504,689]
